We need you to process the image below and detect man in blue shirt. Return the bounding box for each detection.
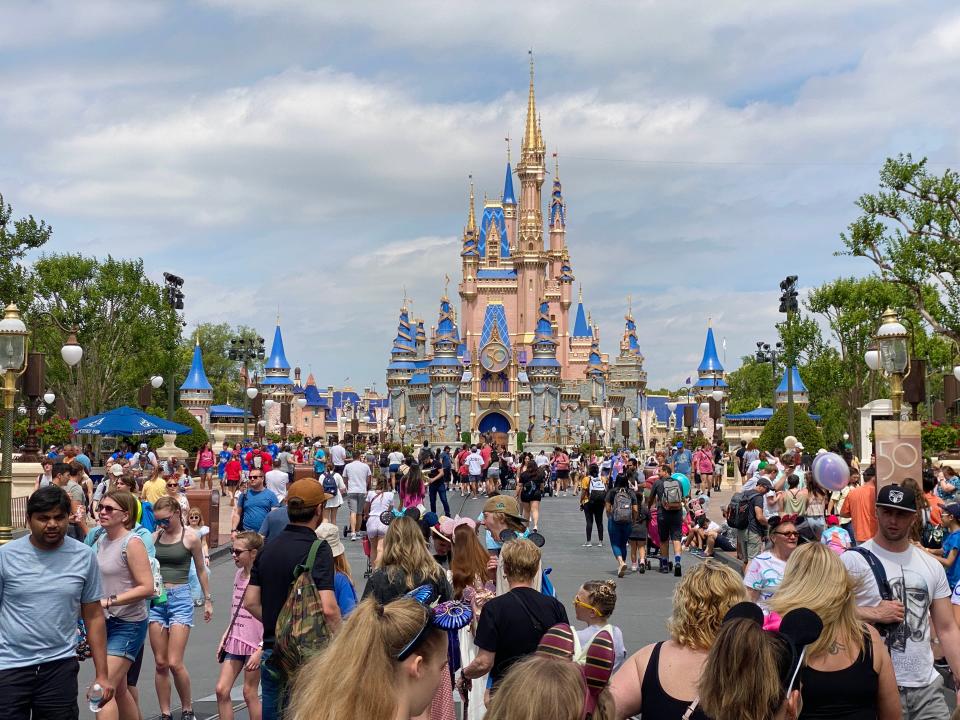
[0,486,113,715]
[230,470,279,537]
[671,442,693,478]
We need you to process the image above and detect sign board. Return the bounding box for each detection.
[873,420,922,491]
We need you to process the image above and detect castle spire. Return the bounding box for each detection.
[549,151,565,230]
[467,175,477,234]
[503,162,516,206]
[523,51,538,155]
[180,342,213,392]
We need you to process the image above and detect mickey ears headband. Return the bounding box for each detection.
[535,623,614,720]
[394,585,473,661]
[498,527,546,547]
[722,602,823,695]
[380,506,422,525]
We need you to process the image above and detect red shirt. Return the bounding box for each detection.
[245,450,273,472]
[225,459,242,482]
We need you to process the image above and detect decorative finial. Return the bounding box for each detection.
[401,286,410,311]
[505,135,511,165]
[443,274,450,300]
[708,316,713,328]
[627,294,632,317]
[523,50,537,153]
[578,284,583,303]
[466,174,476,234]
[553,150,559,179]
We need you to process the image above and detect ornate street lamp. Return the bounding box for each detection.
[0,305,29,544]
[874,308,909,415]
[150,375,164,389]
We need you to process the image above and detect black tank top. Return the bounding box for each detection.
[641,642,710,720]
[798,633,878,719]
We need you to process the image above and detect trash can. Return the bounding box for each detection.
[185,488,221,548]
[293,464,315,482]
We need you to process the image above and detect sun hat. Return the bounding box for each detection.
[315,522,345,557]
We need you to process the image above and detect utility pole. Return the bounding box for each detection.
[779,275,799,436]
[163,273,185,420]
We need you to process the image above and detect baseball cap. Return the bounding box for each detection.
[757,477,773,490]
[287,478,331,509]
[139,443,148,450]
[110,464,124,477]
[943,503,960,521]
[482,494,527,523]
[875,483,916,513]
[794,442,804,450]
[758,461,768,470]
[315,522,345,557]
[826,514,839,526]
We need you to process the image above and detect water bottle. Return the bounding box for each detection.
[88,683,104,713]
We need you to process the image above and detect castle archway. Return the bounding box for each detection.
[478,411,512,434]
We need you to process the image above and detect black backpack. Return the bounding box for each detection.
[845,547,900,643]
[728,491,754,530]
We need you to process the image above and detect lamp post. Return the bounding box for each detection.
[162,272,184,420]
[874,308,909,416]
[755,340,784,408]
[229,335,265,439]
[0,305,30,545]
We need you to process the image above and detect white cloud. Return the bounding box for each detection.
[0,1,163,49]
[4,2,960,391]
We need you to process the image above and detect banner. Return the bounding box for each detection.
[873,420,922,491]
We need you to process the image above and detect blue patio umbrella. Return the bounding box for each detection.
[74,405,192,436]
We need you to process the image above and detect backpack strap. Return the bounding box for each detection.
[846,547,893,601]
[294,539,325,581]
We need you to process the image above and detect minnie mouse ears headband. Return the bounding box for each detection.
[394,585,473,661]
[380,506,422,526]
[498,527,546,547]
[535,623,614,720]
[722,602,823,696]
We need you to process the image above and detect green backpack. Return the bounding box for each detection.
[272,539,331,680]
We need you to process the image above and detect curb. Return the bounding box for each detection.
[209,541,233,561]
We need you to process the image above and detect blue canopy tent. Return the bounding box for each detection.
[74,406,192,436]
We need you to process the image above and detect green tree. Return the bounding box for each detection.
[725,357,776,414]
[757,405,824,454]
[0,193,52,306]
[26,254,181,419]
[840,154,960,339]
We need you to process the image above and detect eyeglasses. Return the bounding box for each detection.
[773,531,800,539]
[98,506,121,514]
[574,596,602,615]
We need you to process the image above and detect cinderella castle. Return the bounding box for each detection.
[385,60,666,449]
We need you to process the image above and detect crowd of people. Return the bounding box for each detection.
[4,434,960,720]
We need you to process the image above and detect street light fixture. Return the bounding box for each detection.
[296,397,307,409]
[875,308,909,415]
[864,349,881,371]
[246,386,259,400]
[150,375,164,389]
[0,304,29,545]
[43,391,56,405]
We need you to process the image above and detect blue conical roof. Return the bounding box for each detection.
[698,327,723,373]
[777,366,807,394]
[503,162,516,205]
[624,315,641,356]
[266,325,290,370]
[572,301,591,338]
[392,307,416,355]
[435,298,459,341]
[180,342,213,392]
[550,175,565,229]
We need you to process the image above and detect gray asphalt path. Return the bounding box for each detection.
[78,492,695,719]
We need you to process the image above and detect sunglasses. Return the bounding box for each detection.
[773,531,800,539]
[574,596,602,615]
[98,506,121,515]
[155,517,171,527]
[166,483,179,488]
[250,475,263,479]
[231,548,249,557]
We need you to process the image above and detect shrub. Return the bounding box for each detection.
[757,405,824,455]
[921,423,960,455]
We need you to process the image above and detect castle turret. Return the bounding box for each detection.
[415,319,427,359]
[776,366,808,406]
[526,300,561,444]
[548,153,566,276]
[609,303,648,431]
[693,322,727,396]
[429,295,464,441]
[503,156,517,247]
[180,340,214,429]
[386,303,417,423]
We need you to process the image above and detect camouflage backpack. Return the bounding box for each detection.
[271,539,331,680]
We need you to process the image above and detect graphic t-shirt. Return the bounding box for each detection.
[842,539,951,686]
[466,452,484,475]
[744,551,786,613]
[672,449,692,476]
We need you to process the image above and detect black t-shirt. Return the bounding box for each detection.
[360,567,453,605]
[474,587,568,688]
[746,491,766,534]
[249,524,335,648]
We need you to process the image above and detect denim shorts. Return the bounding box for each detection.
[106,616,149,662]
[221,651,249,663]
[148,584,195,628]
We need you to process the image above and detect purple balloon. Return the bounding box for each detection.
[812,451,850,492]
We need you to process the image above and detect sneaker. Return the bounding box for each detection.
[182,711,195,720]
[596,541,603,547]
[350,533,357,541]
[638,564,645,574]
[674,563,682,577]
[582,542,592,547]
[658,564,670,574]
[630,564,638,572]
[160,715,173,720]
[618,564,627,578]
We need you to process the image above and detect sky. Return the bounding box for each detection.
[3,0,960,393]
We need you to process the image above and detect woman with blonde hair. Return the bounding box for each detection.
[609,560,746,719]
[485,654,615,720]
[770,542,900,719]
[288,598,450,720]
[362,514,453,604]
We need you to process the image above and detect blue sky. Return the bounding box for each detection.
[3,1,960,392]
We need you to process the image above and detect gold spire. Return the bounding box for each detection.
[537,113,544,151]
[578,285,583,302]
[522,50,537,154]
[553,151,559,180]
[467,175,476,234]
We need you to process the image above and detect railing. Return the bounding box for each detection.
[12,495,27,529]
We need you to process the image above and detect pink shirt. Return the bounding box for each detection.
[223,569,263,656]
